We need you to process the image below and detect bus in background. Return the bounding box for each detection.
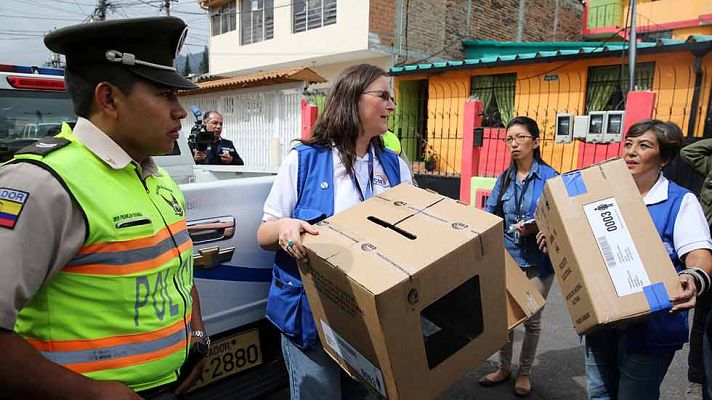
[0,64,75,161]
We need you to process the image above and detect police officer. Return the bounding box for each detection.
[192,111,244,165]
[0,17,208,399]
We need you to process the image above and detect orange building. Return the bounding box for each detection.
[390,37,712,181]
[585,0,712,41]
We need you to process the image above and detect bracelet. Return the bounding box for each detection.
[690,267,712,291]
[679,269,707,296]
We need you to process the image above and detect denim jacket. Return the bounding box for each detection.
[485,159,558,276]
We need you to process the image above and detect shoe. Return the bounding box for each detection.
[685,382,703,400]
[514,374,531,398]
[478,368,511,387]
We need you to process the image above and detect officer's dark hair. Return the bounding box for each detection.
[625,119,684,165]
[64,64,141,118]
[203,111,222,121]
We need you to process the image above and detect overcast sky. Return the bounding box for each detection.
[0,0,209,67]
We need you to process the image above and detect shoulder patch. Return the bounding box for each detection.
[0,188,29,229]
[15,137,71,157]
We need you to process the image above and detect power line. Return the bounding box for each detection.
[44,0,96,6]
[516,26,629,81]
[0,36,47,41]
[12,0,83,15]
[0,14,82,21]
[71,0,89,14]
[0,28,51,33]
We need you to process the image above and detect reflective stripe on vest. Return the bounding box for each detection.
[66,221,191,275]
[12,123,193,390]
[29,319,191,373]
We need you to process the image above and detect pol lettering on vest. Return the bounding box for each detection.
[0,188,29,230]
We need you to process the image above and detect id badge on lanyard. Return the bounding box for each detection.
[510,177,531,245]
[352,150,374,202]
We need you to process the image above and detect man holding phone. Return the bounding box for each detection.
[192,111,244,165]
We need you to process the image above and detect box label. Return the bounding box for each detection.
[583,198,650,296]
[320,320,387,397]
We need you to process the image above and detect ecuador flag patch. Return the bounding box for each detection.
[0,188,29,230]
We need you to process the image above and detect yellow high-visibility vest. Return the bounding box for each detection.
[382,130,402,155]
[12,123,194,391]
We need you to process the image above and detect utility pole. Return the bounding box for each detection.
[628,0,638,92]
[92,0,107,21]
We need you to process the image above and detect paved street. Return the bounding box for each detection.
[264,278,692,400]
[438,279,690,400]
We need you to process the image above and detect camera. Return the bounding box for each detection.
[188,106,212,152]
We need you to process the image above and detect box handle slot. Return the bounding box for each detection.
[367,216,417,240]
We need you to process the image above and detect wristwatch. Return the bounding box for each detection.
[191,330,211,348]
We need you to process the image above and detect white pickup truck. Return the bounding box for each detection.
[1,64,286,398]
[158,130,284,398]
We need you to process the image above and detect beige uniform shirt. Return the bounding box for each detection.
[0,117,161,330]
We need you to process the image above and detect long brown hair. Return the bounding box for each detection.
[301,64,387,176]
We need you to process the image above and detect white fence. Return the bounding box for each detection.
[179,82,304,168]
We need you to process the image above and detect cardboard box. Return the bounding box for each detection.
[534,158,683,335]
[505,251,546,330]
[300,184,508,400]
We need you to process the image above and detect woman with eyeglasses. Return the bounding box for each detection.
[256,64,413,399]
[579,120,711,400]
[478,116,558,397]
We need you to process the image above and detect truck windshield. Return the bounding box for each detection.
[0,89,75,140]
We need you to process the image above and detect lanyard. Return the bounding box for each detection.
[352,150,374,202]
[513,172,532,220]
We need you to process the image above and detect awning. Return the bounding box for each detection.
[179,67,327,95]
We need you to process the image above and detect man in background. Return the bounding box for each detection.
[192,111,244,165]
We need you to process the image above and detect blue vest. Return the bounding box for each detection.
[626,179,689,355]
[265,145,402,349]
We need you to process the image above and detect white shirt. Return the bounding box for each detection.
[643,174,712,258]
[262,146,413,221]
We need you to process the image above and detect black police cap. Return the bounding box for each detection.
[44,17,199,90]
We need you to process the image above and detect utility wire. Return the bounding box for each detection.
[13,0,82,15]
[516,26,629,81]
[0,14,83,21]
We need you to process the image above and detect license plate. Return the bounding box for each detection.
[191,328,263,390]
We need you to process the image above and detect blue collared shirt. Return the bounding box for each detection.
[485,159,557,274]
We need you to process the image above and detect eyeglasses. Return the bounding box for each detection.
[362,90,396,105]
[504,134,533,144]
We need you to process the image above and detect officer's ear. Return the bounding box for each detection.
[94,82,121,120]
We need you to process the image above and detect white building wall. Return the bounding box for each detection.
[310,55,392,89]
[210,0,372,75]
[179,82,304,168]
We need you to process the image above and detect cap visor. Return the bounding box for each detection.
[128,66,199,90]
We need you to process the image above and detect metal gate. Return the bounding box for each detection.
[180,82,304,168]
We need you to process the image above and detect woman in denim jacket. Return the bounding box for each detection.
[478,116,557,397]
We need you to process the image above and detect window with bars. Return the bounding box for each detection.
[585,63,655,112]
[470,73,516,128]
[293,0,337,33]
[210,1,237,36]
[241,0,274,45]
